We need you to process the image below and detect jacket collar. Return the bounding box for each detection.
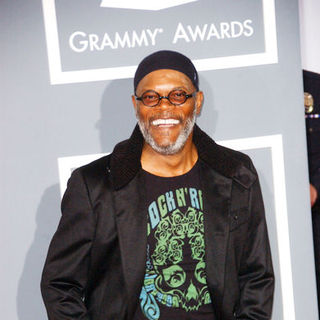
[109,124,256,190]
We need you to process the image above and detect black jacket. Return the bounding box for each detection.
[41,125,274,320]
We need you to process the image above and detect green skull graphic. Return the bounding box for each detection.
[145,208,212,312]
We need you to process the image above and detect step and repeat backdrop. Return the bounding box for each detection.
[1,0,318,319]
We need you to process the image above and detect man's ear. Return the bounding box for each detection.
[195,91,204,115]
[132,95,137,112]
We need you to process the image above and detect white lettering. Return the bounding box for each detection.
[113,31,131,49]
[187,24,208,41]
[172,22,190,43]
[243,19,254,37]
[69,28,163,52]
[100,32,115,49]
[220,22,231,39]
[69,31,88,53]
[206,23,221,40]
[69,20,255,54]
[173,21,254,43]
[89,34,101,51]
[147,28,161,46]
[230,21,243,38]
[132,30,148,47]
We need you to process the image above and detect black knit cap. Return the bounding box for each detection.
[134,50,199,93]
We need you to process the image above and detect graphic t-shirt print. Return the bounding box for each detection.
[139,185,212,320]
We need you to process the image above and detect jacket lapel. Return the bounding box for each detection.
[200,161,232,318]
[113,171,147,319]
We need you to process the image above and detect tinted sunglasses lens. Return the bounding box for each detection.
[169,90,187,105]
[142,91,159,106]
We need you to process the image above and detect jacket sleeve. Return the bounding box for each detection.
[236,164,275,320]
[41,168,95,320]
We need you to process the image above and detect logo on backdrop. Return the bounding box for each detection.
[42,0,277,84]
[100,0,199,10]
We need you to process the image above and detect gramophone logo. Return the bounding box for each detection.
[42,0,278,85]
[100,0,199,10]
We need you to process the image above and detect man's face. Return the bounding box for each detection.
[132,69,203,155]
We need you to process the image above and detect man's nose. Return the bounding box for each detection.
[158,96,174,109]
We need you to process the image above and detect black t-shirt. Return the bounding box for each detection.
[133,161,216,320]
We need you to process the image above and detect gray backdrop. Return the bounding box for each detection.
[1,0,318,319]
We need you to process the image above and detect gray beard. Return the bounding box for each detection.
[137,108,197,155]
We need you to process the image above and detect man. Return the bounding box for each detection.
[41,50,274,320]
[304,69,320,317]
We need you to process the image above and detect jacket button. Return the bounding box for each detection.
[234,215,238,220]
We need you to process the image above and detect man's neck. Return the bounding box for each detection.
[140,136,198,177]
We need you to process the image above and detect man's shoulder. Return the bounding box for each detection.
[195,126,254,171]
[75,154,111,184]
[214,142,252,168]
[75,134,133,176]
[204,143,257,187]
[194,127,257,189]
[73,126,143,191]
[73,134,135,186]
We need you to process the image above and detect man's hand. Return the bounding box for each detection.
[310,184,318,207]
